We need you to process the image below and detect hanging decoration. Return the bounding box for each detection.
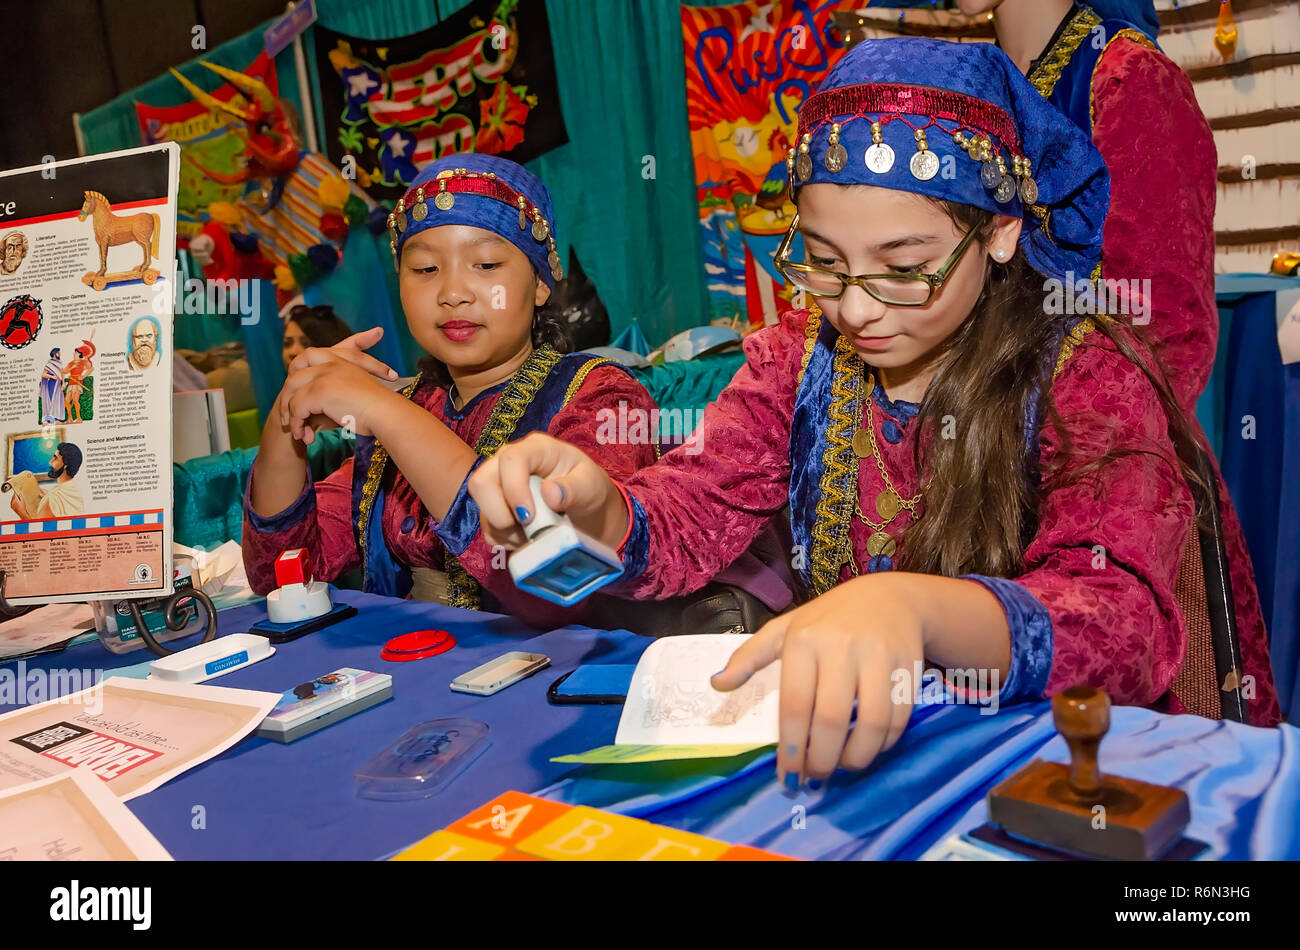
[135,52,277,239]
[153,59,369,293]
[1214,0,1238,62]
[313,0,568,203]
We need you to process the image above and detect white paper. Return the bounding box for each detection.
[0,601,96,659]
[1276,288,1300,366]
[0,676,278,800]
[0,143,179,605]
[0,769,171,860]
[174,540,259,610]
[615,634,780,746]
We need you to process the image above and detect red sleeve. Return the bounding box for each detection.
[453,364,660,628]
[241,457,360,596]
[1092,39,1218,412]
[1019,327,1194,705]
[615,309,809,599]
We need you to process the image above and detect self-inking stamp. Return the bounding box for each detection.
[507,476,624,606]
[267,548,333,623]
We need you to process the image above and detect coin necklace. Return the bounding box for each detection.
[850,370,922,566]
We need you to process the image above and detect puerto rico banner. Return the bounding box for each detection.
[313,0,568,202]
[135,52,278,239]
[683,0,852,326]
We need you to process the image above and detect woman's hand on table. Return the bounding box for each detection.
[468,432,629,552]
[712,573,925,784]
[279,327,400,445]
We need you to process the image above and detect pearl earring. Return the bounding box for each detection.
[994,249,1007,261]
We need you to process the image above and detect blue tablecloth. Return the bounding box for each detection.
[2,590,1296,860]
[539,703,1300,860]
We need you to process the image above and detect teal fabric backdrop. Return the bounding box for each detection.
[77,0,730,390]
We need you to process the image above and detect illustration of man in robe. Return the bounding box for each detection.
[126,317,161,371]
[8,443,84,520]
[39,348,65,423]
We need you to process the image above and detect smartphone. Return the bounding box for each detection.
[449,652,550,696]
[546,665,637,705]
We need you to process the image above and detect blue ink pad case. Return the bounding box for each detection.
[354,717,490,801]
[507,476,623,606]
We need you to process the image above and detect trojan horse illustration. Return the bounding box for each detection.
[78,191,160,278]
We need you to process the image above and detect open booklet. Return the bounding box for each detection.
[553,634,781,764]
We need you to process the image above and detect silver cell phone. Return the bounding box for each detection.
[449,652,551,696]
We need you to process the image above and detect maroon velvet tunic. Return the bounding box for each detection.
[1089,39,1280,724]
[1091,37,1217,415]
[616,309,1281,726]
[242,364,660,630]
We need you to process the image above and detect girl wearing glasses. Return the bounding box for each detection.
[469,39,1280,783]
[242,154,659,629]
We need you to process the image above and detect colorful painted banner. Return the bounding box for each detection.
[683,0,852,326]
[135,53,278,239]
[313,0,568,202]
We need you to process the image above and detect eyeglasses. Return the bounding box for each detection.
[773,212,981,307]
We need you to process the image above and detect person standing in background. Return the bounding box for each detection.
[956,0,1214,411]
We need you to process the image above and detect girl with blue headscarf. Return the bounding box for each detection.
[242,155,659,627]
[469,37,1280,782]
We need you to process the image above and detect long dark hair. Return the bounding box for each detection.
[416,300,573,390]
[285,304,352,349]
[895,199,1208,578]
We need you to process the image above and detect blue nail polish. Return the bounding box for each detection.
[556,484,566,503]
[808,779,823,791]
[784,772,799,791]
[515,505,532,523]
[786,745,798,755]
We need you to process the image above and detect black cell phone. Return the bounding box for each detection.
[247,604,357,644]
[545,665,636,705]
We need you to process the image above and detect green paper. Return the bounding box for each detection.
[551,743,774,765]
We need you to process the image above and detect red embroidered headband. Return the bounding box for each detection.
[789,82,1039,207]
[387,167,563,283]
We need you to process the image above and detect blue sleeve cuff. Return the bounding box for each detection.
[244,467,316,534]
[432,457,486,556]
[615,491,650,584]
[960,574,1054,704]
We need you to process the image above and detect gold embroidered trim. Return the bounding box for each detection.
[359,346,563,608]
[796,305,821,387]
[1089,27,1156,128]
[445,344,564,609]
[1028,6,1101,99]
[1053,317,1096,381]
[809,336,862,594]
[563,357,611,407]
[358,379,421,590]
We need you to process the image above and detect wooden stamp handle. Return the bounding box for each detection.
[1052,685,1110,800]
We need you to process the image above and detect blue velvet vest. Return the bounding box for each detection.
[1027,3,1157,135]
